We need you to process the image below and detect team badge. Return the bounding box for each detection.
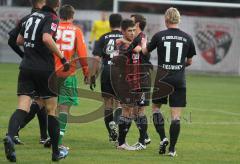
[195,22,232,65]
[51,22,57,31]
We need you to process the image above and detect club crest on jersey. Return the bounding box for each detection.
[132,53,139,60]
[195,22,232,65]
[51,23,58,31]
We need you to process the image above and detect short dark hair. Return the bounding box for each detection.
[109,13,122,28]
[60,5,75,20]
[121,19,135,31]
[130,14,146,31]
[46,0,59,8]
[31,0,45,6]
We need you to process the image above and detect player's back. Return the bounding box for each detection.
[94,30,123,65]
[154,28,195,73]
[55,22,78,68]
[55,21,87,76]
[150,28,196,87]
[20,6,59,71]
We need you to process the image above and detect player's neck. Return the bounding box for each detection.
[167,24,178,29]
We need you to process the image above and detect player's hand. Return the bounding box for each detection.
[60,57,70,72]
[84,76,89,84]
[90,75,96,91]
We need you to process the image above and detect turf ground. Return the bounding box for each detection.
[0,63,239,163]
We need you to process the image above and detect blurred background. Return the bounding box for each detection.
[0,0,240,75]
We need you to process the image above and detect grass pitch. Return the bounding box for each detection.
[0,63,239,163]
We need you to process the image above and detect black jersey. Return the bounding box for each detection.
[93,30,123,65]
[19,6,59,71]
[147,28,196,73]
[8,8,40,58]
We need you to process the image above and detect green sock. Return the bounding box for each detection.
[58,112,68,145]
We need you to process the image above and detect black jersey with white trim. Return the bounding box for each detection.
[93,30,123,65]
[147,28,196,73]
[19,6,59,71]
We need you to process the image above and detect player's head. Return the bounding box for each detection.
[130,14,146,31]
[60,5,75,21]
[121,19,136,41]
[165,7,181,27]
[31,0,45,9]
[109,13,122,29]
[46,0,60,11]
[101,11,108,21]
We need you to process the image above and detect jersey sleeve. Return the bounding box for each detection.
[92,35,103,57]
[8,20,24,58]
[19,20,26,36]
[42,16,59,36]
[187,36,197,58]
[147,33,158,52]
[76,28,89,76]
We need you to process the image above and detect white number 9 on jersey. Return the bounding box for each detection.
[56,29,75,51]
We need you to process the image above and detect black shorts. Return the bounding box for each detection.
[152,87,186,107]
[17,69,57,99]
[101,65,116,98]
[152,70,186,107]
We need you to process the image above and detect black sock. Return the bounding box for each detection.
[113,107,122,124]
[118,116,132,145]
[48,115,60,155]
[104,109,113,134]
[153,112,166,141]
[20,102,40,129]
[145,132,149,139]
[8,109,28,139]
[37,107,48,139]
[169,120,180,152]
[135,115,148,145]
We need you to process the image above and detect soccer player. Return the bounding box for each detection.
[142,7,197,156]
[8,0,48,145]
[89,11,111,50]
[90,13,123,143]
[3,0,69,162]
[55,4,89,150]
[130,14,151,149]
[115,19,145,150]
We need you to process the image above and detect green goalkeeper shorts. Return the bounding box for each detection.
[58,75,79,106]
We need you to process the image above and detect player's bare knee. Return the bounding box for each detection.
[17,95,32,112]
